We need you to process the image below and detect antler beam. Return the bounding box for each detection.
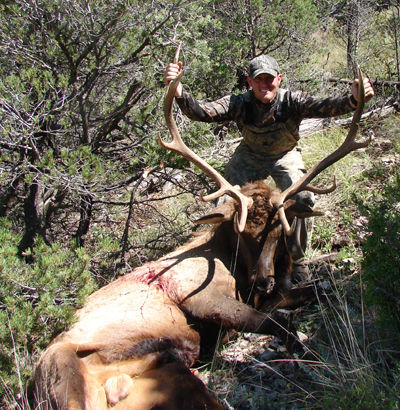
[273,67,369,235]
[160,47,253,233]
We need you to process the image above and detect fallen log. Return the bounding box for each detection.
[299,104,396,137]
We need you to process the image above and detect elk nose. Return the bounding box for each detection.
[256,275,275,294]
[294,191,315,207]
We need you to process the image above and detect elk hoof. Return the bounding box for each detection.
[270,309,300,355]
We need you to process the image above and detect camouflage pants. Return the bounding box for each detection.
[224,143,314,262]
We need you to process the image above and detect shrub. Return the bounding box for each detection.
[0,218,96,403]
[360,167,400,341]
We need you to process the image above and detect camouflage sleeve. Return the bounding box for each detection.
[175,90,239,123]
[289,90,355,119]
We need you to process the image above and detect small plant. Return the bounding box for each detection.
[299,263,400,409]
[310,216,338,254]
[0,218,96,406]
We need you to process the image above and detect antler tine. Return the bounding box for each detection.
[160,47,253,233]
[274,66,369,235]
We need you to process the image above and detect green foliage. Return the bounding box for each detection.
[359,167,400,340]
[182,0,320,97]
[0,218,96,397]
[353,114,400,344]
[318,370,400,409]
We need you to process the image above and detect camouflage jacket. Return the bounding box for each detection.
[175,88,356,157]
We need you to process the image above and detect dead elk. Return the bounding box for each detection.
[31,181,300,410]
[32,67,367,409]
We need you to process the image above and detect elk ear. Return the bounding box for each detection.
[284,199,324,219]
[195,201,236,225]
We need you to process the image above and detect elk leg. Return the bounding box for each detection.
[180,292,297,352]
[33,342,107,410]
[33,343,163,409]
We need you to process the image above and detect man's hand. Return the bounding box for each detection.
[164,62,183,98]
[351,77,374,107]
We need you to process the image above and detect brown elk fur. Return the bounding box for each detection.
[32,181,315,409]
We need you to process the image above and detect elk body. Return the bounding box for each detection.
[32,65,367,409]
[32,180,312,409]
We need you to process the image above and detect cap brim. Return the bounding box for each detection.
[251,68,278,79]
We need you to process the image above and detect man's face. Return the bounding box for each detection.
[247,73,282,104]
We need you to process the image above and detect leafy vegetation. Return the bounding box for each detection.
[1,0,400,408]
[360,120,400,341]
[0,219,96,399]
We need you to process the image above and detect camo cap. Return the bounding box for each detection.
[248,55,280,79]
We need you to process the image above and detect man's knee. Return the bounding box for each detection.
[225,160,259,186]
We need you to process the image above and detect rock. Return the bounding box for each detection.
[296,331,309,343]
[259,349,279,361]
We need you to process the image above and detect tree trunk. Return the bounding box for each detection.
[74,195,94,248]
[18,182,47,258]
[346,0,360,76]
[392,4,400,82]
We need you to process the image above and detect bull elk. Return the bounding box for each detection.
[31,62,367,408]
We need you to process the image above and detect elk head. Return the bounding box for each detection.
[161,48,368,301]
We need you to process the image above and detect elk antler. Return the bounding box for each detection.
[273,67,369,235]
[160,46,253,232]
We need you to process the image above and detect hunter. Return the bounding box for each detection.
[164,54,374,279]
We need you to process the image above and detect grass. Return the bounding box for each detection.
[300,265,400,409]
[299,123,374,260]
[301,125,372,206]
[201,245,400,409]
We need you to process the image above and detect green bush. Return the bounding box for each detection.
[0,218,96,401]
[360,167,400,341]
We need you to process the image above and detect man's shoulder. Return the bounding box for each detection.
[279,88,305,100]
[239,89,253,103]
[281,88,317,107]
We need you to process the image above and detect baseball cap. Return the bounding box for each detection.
[248,55,280,79]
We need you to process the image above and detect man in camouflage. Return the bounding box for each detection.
[164,55,374,278]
